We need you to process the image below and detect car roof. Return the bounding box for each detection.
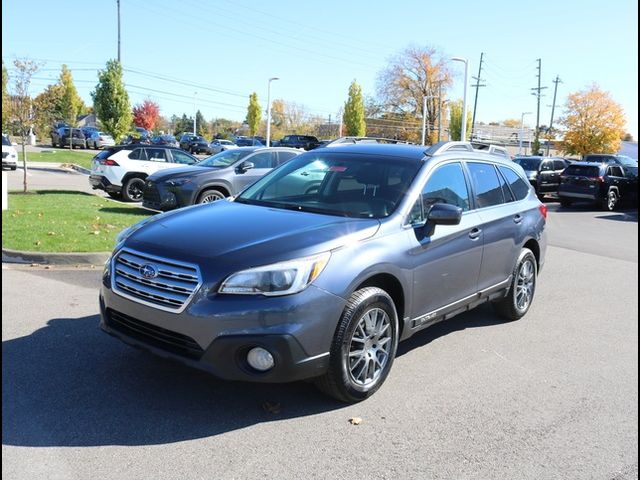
[569,161,607,167]
[313,143,427,161]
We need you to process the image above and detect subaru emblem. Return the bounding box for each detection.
[140,264,158,279]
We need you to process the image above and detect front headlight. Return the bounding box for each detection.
[219,252,331,296]
[165,178,192,187]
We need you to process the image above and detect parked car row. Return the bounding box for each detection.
[514,154,638,210]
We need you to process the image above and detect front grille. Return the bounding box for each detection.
[112,249,201,312]
[106,309,204,359]
[143,181,161,204]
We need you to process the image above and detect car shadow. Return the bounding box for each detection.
[596,212,638,223]
[397,304,505,356]
[2,314,344,447]
[98,206,153,216]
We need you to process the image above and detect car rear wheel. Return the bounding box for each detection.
[603,189,618,211]
[122,177,145,202]
[197,189,226,204]
[492,248,537,321]
[315,287,398,403]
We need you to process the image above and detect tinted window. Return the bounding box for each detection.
[422,162,470,212]
[277,151,298,165]
[128,148,146,160]
[248,152,275,169]
[496,168,515,202]
[583,155,614,163]
[197,149,252,168]
[540,161,553,171]
[554,160,567,170]
[563,165,600,177]
[2,135,10,146]
[608,166,624,177]
[145,148,167,162]
[514,157,542,171]
[498,166,530,201]
[467,162,504,208]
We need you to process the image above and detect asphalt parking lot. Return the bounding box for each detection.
[3,201,638,479]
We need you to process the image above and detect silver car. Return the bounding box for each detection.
[209,139,238,155]
[87,131,116,149]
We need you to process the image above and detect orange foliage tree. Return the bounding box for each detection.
[132,99,160,131]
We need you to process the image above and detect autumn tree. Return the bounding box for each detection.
[560,84,626,156]
[33,83,64,140]
[2,60,9,132]
[343,80,366,136]
[12,58,41,192]
[377,45,452,144]
[59,65,84,128]
[449,100,472,141]
[246,92,261,137]
[503,118,521,128]
[132,99,160,131]
[92,60,133,142]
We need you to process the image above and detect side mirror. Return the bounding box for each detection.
[426,203,462,226]
[237,161,254,173]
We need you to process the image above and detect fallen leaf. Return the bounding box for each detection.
[349,417,363,425]
[34,241,42,246]
[44,265,51,270]
[91,231,100,235]
[262,401,282,414]
[47,231,56,236]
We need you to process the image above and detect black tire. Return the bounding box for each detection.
[560,198,572,208]
[122,177,145,202]
[492,248,537,321]
[197,188,227,204]
[602,189,618,211]
[315,287,398,403]
[11,166,17,171]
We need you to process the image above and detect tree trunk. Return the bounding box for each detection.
[21,140,28,193]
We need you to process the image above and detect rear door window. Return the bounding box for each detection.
[145,148,168,162]
[128,148,147,160]
[498,166,530,201]
[467,162,504,208]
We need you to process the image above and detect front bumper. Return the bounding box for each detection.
[99,281,345,383]
[142,181,186,211]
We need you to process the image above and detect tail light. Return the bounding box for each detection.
[538,204,548,220]
[594,176,604,183]
[99,158,119,166]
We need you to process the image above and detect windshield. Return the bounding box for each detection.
[235,152,422,219]
[514,157,542,170]
[196,149,252,167]
[617,155,638,167]
[2,135,10,146]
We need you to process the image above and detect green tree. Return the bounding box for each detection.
[12,58,41,192]
[59,65,84,127]
[560,84,626,156]
[2,60,9,132]
[449,100,472,141]
[91,60,132,142]
[343,80,366,136]
[246,92,261,137]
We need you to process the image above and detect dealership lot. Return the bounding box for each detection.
[2,204,637,480]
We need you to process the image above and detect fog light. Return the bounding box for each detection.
[247,347,275,371]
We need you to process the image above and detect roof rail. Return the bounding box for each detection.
[424,141,474,156]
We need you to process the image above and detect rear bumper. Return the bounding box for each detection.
[89,175,121,194]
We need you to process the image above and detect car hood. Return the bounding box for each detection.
[148,165,222,181]
[124,201,380,281]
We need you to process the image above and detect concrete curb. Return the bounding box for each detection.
[65,163,91,175]
[2,248,110,265]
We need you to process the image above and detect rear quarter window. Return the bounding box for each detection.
[498,166,530,201]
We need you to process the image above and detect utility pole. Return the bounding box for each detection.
[193,92,197,135]
[546,75,562,155]
[117,0,121,63]
[421,96,427,145]
[531,58,547,155]
[470,52,486,140]
[437,83,443,142]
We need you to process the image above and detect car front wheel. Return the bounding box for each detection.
[315,287,398,403]
[603,189,618,211]
[197,189,226,204]
[492,248,537,321]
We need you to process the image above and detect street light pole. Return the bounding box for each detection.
[519,112,532,155]
[452,57,469,141]
[193,91,197,135]
[266,77,279,147]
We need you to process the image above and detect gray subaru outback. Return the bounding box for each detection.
[100,141,547,402]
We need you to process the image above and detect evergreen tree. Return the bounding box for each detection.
[343,80,366,136]
[91,60,132,142]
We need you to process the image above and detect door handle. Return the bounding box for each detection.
[513,214,523,224]
[468,228,482,240]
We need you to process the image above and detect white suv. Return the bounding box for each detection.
[89,145,198,201]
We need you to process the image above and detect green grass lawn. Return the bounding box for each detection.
[18,149,96,169]
[2,191,153,252]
